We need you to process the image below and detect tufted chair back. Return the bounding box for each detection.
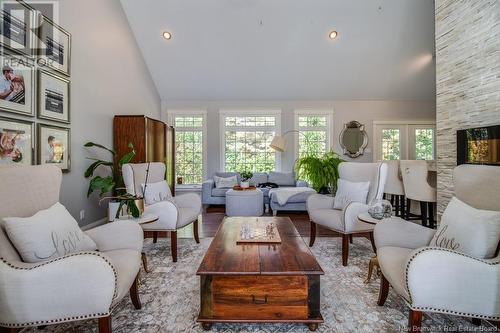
[338,162,388,204]
[122,162,170,198]
[0,165,62,262]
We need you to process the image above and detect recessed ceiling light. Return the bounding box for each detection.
[329,31,338,39]
[162,31,172,40]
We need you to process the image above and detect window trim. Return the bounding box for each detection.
[167,109,208,186]
[372,120,436,161]
[294,109,334,159]
[219,109,282,172]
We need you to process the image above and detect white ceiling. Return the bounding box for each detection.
[120,0,436,101]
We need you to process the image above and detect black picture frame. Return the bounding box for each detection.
[0,115,34,167]
[37,123,70,172]
[37,69,70,124]
[0,0,37,58]
[37,14,71,77]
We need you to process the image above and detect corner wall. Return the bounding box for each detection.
[435,0,500,216]
[0,0,161,226]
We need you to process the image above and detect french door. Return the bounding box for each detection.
[373,122,436,161]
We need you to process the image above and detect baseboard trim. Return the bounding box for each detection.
[81,218,107,231]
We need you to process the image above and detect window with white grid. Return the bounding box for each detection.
[172,113,206,185]
[221,112,280,172]
[295,112,331,158]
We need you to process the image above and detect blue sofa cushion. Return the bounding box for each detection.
[250,172,268,186]
[211,188,231,197]
[268,171,295,186]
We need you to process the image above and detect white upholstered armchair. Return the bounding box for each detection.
[307,162,388,266]
[0,165,143,333]
[122,162,201,262]
[375,165,500,331]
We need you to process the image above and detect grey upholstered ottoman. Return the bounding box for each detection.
[225,189,264,216]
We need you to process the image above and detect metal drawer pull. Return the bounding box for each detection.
[251,295,268,304]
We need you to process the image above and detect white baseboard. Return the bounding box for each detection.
[81,217,107,230]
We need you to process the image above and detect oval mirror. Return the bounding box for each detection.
[339,121,368,158]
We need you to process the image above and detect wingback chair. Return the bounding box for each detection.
[383,160,406,217]
[375,165,500,331]
[400,160,437,228]
[307,162,388,266]
[0,165,143,333]
[122,163,201,262]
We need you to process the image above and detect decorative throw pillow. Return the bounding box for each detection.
[142,180,172,205]
[430,197,500,259]
[2,202,97,263]
[213,175,238,189]
[268,171,295,186]
[333,179,370,210]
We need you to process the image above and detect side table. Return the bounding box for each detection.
[357,213,388,284]
[116,213,158,273]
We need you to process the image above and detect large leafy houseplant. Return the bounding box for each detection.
[295,151,344,194]
[84,142,141,218]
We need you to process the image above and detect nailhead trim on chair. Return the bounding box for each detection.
[0,251,118,328]
[403,246,500,320]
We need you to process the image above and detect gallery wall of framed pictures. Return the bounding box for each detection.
[0,0,71,172]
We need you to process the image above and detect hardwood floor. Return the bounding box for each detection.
[145,206,342,239]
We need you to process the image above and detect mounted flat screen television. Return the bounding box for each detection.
[457,125,500,166]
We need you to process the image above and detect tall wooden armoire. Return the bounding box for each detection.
[113,115,175,194]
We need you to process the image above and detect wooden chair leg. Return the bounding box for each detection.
[98,316,112,333]
[349,234,353,244]
[406,199,411,220]
[368,231,376,253]
[193,219,200,244]
[153,231,158,243]
[471,318,481,326]
[408,309,423,332]
[401,195,406,218]
[428,202,435,229]
[420,202,428,227]
[394,195,400,217]
[141,252,149,273]
[129,273,142,310]
[171,231,177,262]
[341,234,349,266]
[0,328,22,333]
[309,221,316,247]
[377,273,390,306]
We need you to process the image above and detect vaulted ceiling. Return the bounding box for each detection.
[120,0,436,101]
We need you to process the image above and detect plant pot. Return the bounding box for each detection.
[108,201,120,222]
[134,198,144,216]
[318,186,331,195]
[240,181,250,189]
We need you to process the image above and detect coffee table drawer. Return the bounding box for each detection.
[212,275,308,320]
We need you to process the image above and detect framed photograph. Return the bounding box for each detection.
[37,15,71,76]
[0,53,35,116]
[0,1,37,57]
[37,70,70,123]
[0,116,34,167]
[37,123,70,172]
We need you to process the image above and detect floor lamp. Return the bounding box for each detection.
[269,130,304,152]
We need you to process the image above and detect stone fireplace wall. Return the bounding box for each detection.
[435,0,500,216]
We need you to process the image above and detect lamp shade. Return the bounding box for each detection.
[270,135,286,152]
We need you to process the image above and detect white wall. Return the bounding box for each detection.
[0,0,161,226]
[163,100,435,178]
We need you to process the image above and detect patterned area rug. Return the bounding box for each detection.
[27,237,486,333]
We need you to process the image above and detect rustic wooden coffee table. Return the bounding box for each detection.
[196,216,324,331]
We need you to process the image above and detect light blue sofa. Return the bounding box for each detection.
[202,171,309,211]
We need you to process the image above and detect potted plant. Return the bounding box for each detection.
[84,141,142,219]
[295,151,344,194]
[239,170,253,188]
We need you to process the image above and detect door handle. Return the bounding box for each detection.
[251,295,268,304]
